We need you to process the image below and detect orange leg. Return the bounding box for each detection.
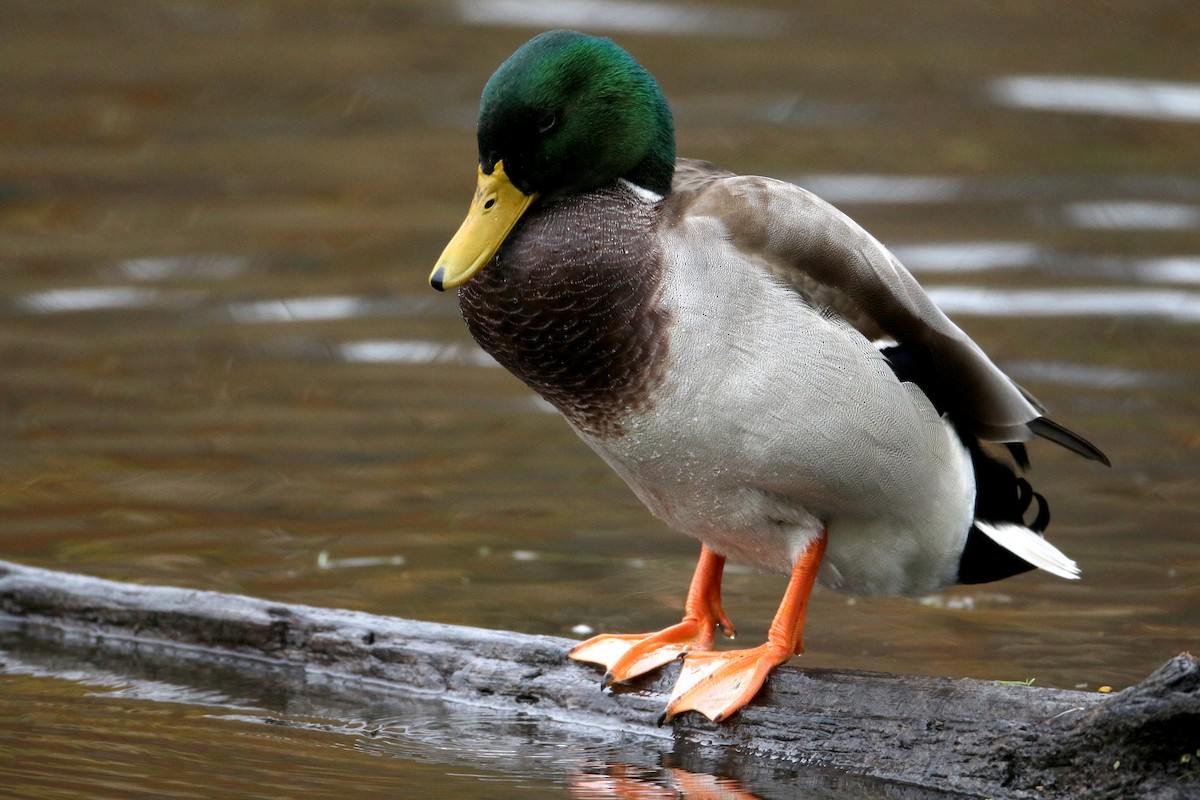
[662,528,828,723]
[569,545,736,685]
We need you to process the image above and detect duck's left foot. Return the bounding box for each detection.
[661,528,828,723]
[659,642,791,723]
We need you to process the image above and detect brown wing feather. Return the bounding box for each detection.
[667,159,1107,463]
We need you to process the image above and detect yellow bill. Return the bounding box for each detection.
[429,160,536,291]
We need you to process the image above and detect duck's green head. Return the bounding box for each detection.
[430,30,675,291]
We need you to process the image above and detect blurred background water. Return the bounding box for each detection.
[1,1,1197,797]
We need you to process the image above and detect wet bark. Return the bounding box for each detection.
[1,560,1195,799]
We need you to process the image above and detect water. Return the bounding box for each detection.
[2,1,1198,797]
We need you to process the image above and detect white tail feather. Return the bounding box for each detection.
[974,520,1080,580]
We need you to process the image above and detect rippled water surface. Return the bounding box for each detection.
[2,2,1198,797]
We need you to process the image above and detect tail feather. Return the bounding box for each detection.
[1029,417,1110,466]
[956,442,1075,584]
[972,520,1079,581]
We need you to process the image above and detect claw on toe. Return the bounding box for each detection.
[569,619,719,685]
[570,545,735,685]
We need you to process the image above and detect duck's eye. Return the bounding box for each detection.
[537,112,558,135]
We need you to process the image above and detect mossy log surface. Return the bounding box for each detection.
[1,560,1195,799]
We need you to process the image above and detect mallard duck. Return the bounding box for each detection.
[428,30,1108,723]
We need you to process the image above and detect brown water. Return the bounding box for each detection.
[2,1,1198,797]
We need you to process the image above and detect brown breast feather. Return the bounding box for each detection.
[459,184,671,438]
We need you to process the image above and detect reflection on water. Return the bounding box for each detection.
[891,242,1043,272]
[316,549,407,569]
[1004,360,1181,390]
[1136,257,1200,284]
[991,75,1200,122]
[118,255,251,281]
[794,173,1200,205]
[1063,200,1200,230]
[18,286,174,313]
[569,764,760,799]
[795,174,964,204]
[454,0,789,38]
[226,295,383,323]
[339,339,498,367]
[2,1,1199,799]
[927,286,1200,321]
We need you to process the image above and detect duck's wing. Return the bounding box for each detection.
[667,159,1107,463]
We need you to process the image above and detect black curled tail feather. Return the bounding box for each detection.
[970,445,1050,534]
[957,442,1050,584]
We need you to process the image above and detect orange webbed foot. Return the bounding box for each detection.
[659,642,792,723]
[660,529,828,724]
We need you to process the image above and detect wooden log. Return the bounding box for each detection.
[0,559,1195,798]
